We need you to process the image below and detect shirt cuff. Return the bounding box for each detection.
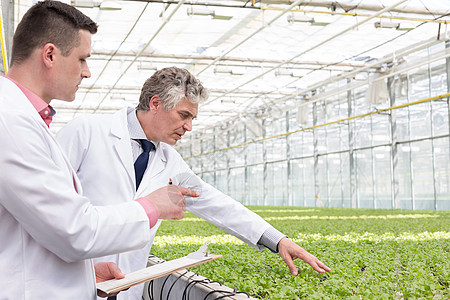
[257,226,287,253]
[135,197,158,228]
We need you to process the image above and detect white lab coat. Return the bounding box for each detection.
[0,77,152,299]
[56,106,271,300]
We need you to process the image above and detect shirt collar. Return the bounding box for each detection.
[2,75,55,127]
[126,108,159,148]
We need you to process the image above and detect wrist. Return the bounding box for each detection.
[136,197,158,228]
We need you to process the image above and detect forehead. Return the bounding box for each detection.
[175,98,198,114]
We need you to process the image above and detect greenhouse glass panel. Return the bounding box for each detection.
[433,138,450,210]
[397,143,413,210]
[246,141,263,165]
[355,149,374,208]
[215,170,228,195]
[353,118,372,148]
[201,172,215,187]
[214,129,228,170]
[352,87,370,115]
[265,138,286,162]
[315,126,328,155]
[214,150,228,170]
[201,152,215,172]
[371,113,391,147]
[408,65,430,102]
[290,159,306,206]
[327,153,346,207]
[338,122,350,152]
[290,158,315,207]
[247,164,264,206]
[394,108,411,142]
[189,157,202,174]
[393,75,409,105]
[429,60,447,97]
[431,100,449,137]
[411,140,434,210]
[228,146,246,168]
[317,156,330,207]
[228,124,246,167]
[410,102,432,140]
[373,146,392,209]
[266,162,288,206]
[324,124,341,153]
[340,152,352,208]
[288,133,302,159]
[229,167,246,204]
[202,136,214,153]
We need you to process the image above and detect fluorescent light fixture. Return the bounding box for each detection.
[187,7,214,17]
[214,66,232,74]
[374,21,400,29]
[71,0,121,10]
[275,68,303,78]
[187,7,232,20]
[137,62,157,71]
[220,98,236,104]
[214,66,243,75]
[99,0,121,10]
[275,68,293,76]
[72,0,96,8]
[287,14,314,24]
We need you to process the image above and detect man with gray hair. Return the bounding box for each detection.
[57,66,331,300]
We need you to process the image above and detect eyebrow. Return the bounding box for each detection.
[180,110,197,119]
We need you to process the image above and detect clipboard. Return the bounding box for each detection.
[96,242,221,294]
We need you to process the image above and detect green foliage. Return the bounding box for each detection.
[151,207,450,299]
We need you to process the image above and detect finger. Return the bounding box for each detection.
[171,210,185,220]
[97,290,108,298]
[317,260,331,272]
[281,255,298,276]
[177,186,199,197]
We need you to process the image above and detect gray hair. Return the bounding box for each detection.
[136,67,209,111]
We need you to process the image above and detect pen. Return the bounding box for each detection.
[168,178,172,185]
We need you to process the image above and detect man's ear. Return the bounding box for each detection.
[42,43,57,68]
[149,96,161,112]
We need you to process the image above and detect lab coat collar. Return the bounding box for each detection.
[110,107,135,187]
[109,107,168,191]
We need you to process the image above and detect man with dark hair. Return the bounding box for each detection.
[58,66,331,300]
[10,0,98,65]
[0,2,197,299]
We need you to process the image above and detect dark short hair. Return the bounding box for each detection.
[137,67,209,111]
[11,0,98,66]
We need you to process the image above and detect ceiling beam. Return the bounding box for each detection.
[91,50,365,68]
[232,0,450,16]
